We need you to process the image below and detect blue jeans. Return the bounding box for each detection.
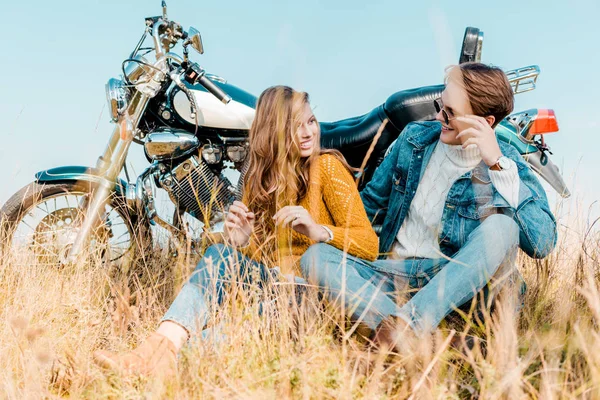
[161,243,273,335]
[300,214,524,336]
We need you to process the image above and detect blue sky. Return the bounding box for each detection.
[1,0,599,224]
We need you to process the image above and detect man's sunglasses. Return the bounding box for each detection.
[433,98,456,125]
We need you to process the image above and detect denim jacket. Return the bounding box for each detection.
[360,121,557,260]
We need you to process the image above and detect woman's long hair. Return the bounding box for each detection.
[243,86,350,255]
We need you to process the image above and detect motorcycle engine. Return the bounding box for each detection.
[158,155,236,222]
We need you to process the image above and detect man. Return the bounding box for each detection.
[300,63,556,346]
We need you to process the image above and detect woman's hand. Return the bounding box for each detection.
[224,201,255,247]
[273,206,330,242]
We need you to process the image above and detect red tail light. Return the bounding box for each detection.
[530,109,559,135]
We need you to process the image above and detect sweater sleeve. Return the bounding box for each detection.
[488,158,520,209]
[320,155,379,261]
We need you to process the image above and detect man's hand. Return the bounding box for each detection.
[224,201,255,247]
[273,206,330,242]
[455,115,503,166]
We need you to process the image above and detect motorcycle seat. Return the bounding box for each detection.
[320,84,444,187]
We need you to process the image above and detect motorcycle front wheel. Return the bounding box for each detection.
[0,181,149,268]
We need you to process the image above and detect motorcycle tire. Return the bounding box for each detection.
[0,181,151,267]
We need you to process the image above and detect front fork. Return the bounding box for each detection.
[62,92,149,264]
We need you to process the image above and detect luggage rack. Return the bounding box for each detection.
[505,65,540,94]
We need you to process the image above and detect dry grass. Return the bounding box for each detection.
[1,205,600,399]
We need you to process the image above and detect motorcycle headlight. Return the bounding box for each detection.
[105,78,130,122]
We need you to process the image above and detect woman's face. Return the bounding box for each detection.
[296,102,319,158]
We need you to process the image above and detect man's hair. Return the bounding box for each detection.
[445,63,514,128]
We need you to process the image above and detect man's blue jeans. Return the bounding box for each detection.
[300,214,523,336]
[161,243,272,335]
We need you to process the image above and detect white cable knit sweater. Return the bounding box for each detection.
[393,141,520,260]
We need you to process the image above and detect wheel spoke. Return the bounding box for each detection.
[20,219,37,232]
[111,239,132,247]
[65,195,76,211]
[35,205,49,217]
[112,230,131,241]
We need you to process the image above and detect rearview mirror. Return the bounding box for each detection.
[459,27,483,64]
[188,27,204,55]
[162,0,168,19]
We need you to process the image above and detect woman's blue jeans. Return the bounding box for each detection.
[161,243,272,335]
[300,214,525,336]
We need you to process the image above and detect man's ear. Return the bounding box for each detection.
[485,115,496,127]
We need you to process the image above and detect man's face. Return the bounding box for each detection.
[436,79,474,146]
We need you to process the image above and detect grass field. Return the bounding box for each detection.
[1,201,599,399]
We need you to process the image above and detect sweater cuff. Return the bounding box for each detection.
[488,159,520,209]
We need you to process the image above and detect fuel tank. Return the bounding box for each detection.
[172,75,257,130]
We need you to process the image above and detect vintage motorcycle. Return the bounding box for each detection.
[0,2,570,266]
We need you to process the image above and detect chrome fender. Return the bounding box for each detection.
[522,152,571,198]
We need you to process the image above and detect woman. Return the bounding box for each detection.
[93,85,378,376]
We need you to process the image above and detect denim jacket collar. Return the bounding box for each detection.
[405,122,443,149]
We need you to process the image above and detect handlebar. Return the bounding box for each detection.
[135,13,232,105]
[152,20,167,59]
[198,74,231,104]
[183,62,231,104]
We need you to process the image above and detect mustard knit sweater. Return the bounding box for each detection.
[242,154,379,275]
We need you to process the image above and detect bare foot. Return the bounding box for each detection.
[93,332,178,377]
